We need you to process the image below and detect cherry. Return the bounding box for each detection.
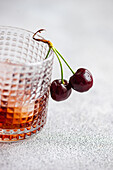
[69,68,93,92]
[50,79,72,101]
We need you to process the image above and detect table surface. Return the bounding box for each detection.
[0,0,113,170]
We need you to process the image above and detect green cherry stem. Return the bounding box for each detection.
[45,46,64,84]
[45,47,52,59]
[52,47,64,84]
[55,48,75,75]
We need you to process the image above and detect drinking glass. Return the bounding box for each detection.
[0,26,54,142]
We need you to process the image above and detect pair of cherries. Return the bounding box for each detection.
[33,29,93,102]
[51,68,93,101]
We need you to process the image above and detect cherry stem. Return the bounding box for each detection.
[55,49,75,75]
[33,30,65,83]
[52,47,64,84]
[45,47,52,59]
[33,29,53,47]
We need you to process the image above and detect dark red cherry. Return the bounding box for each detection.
[69,68,93,92]
[50,79,72,101]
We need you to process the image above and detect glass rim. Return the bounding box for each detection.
[0,25,53,67]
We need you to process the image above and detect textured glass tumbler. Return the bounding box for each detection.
[0,26,54,142]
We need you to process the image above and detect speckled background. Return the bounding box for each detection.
[0,0,113,169]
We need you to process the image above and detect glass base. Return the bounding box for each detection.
[0,121,46,142]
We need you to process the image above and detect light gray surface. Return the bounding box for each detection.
[0,0,113,169]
